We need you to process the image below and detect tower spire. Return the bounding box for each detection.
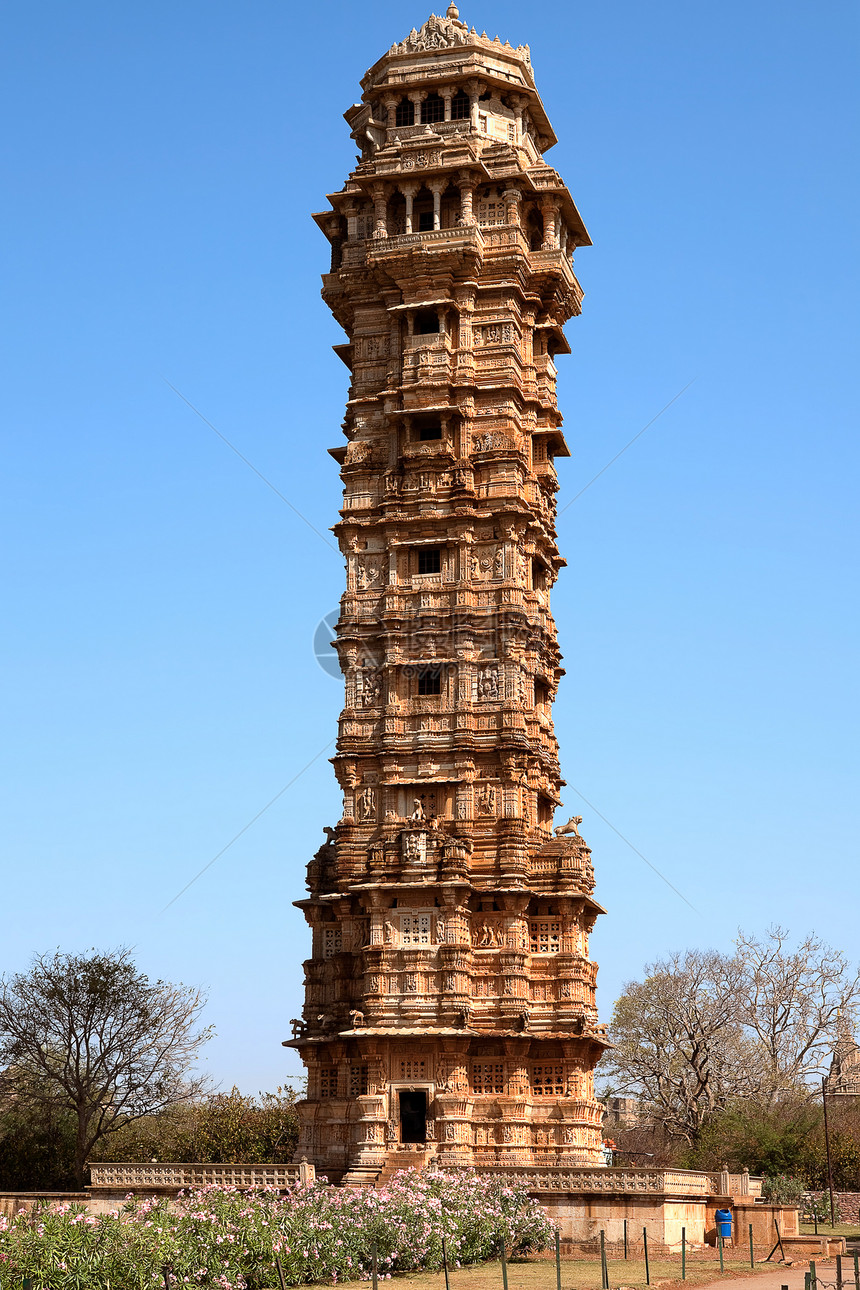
[293,15,604,1185]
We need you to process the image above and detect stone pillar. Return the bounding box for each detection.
[369,893,386,946]
[400,182,417,234]
[345,203,359,242]
[325,215,343,271]
[430,180,444,230]
[541,197,559,250]
[371,184,389,239]
[511,95,527,143]
[459,170,475,225]
[440,85,453,121]
[467,80,483,130]
[504,187,522,228]
[409,89,426,124]
[383,96,399,130]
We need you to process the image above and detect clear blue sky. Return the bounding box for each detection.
[1,1,857,1094]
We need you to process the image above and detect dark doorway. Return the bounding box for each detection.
[399,1090,427,1143]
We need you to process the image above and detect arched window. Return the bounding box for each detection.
[395,98,414,128]
[451,89,470,120]
[422,94,444,124]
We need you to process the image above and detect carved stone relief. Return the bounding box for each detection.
[477,665,499,700]
[476,783,497,816]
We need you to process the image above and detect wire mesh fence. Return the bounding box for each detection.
[323,1224,852,1290]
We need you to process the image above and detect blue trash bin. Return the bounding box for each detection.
[715,1209,733,1242]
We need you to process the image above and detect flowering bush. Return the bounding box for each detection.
[0,1170,555,1290]
[761,1173,806,1206]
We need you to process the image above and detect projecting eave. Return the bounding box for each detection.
[285,1027,610,1048]
[535,322,572,356]
[566,196,592,248]
[534,426,571,458]
[312,209,337,237]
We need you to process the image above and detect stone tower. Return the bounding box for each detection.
[288,5,608,1184]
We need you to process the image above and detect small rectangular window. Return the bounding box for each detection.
[507,123,516,142]
[451,92,470,121]
[418,667,441,696]
[400,913,432,946]
[529,919,561,954]
[477,201,503,226]
[319,1067,339,1098]
[323,928,343,959]
[418,548,441,575]
[471,1062,505,1094]
[416,310,440,335]
[531,1064,565,1097]
[395,100,414,128]
[399,1059,426,1080]
[422,95,445,124]
[418,210,434,232]
[349,1064,369,1096]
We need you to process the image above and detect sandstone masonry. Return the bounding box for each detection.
[287,4,608,1185]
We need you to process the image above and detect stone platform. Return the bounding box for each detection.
[2,1160,803,1252]
[454,1165,798,1250]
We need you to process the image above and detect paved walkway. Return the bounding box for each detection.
[696,1270,821,1290]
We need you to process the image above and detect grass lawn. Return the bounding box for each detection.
[332,1256,781,1290]
[800,1223,860,1238]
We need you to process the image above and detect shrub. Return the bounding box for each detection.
[761,1174,806,1206]
[0,1169,556,1290]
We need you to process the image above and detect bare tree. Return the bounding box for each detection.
[601,929,860,1145]
[602,948,757,1143]
[0,949,214,1186]
[735,926,860,1099]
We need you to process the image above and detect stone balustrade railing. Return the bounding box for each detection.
[469,1165,715,1196]
[369,226,484,253]
[88,1161,315,1192]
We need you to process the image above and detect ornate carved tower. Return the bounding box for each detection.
[288,5,608,1183]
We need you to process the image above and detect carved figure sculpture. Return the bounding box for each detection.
[554,815,583,837]
[477,784,496,816]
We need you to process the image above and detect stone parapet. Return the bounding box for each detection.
[87,1161,315,1193]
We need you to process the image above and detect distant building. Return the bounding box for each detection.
[602,1095,644,1129]
[826,1017,860,1096]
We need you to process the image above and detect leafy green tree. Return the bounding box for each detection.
[91,1086,302,1164]
[0,1079,77,1190]
[683,1094,822,1176]
[0,948,213,1187]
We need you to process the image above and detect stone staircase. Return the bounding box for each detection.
[374,1149,433,1186]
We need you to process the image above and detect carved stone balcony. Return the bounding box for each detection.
[367,225,484,259]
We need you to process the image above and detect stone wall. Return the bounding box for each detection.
[808,1191,860,1224]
